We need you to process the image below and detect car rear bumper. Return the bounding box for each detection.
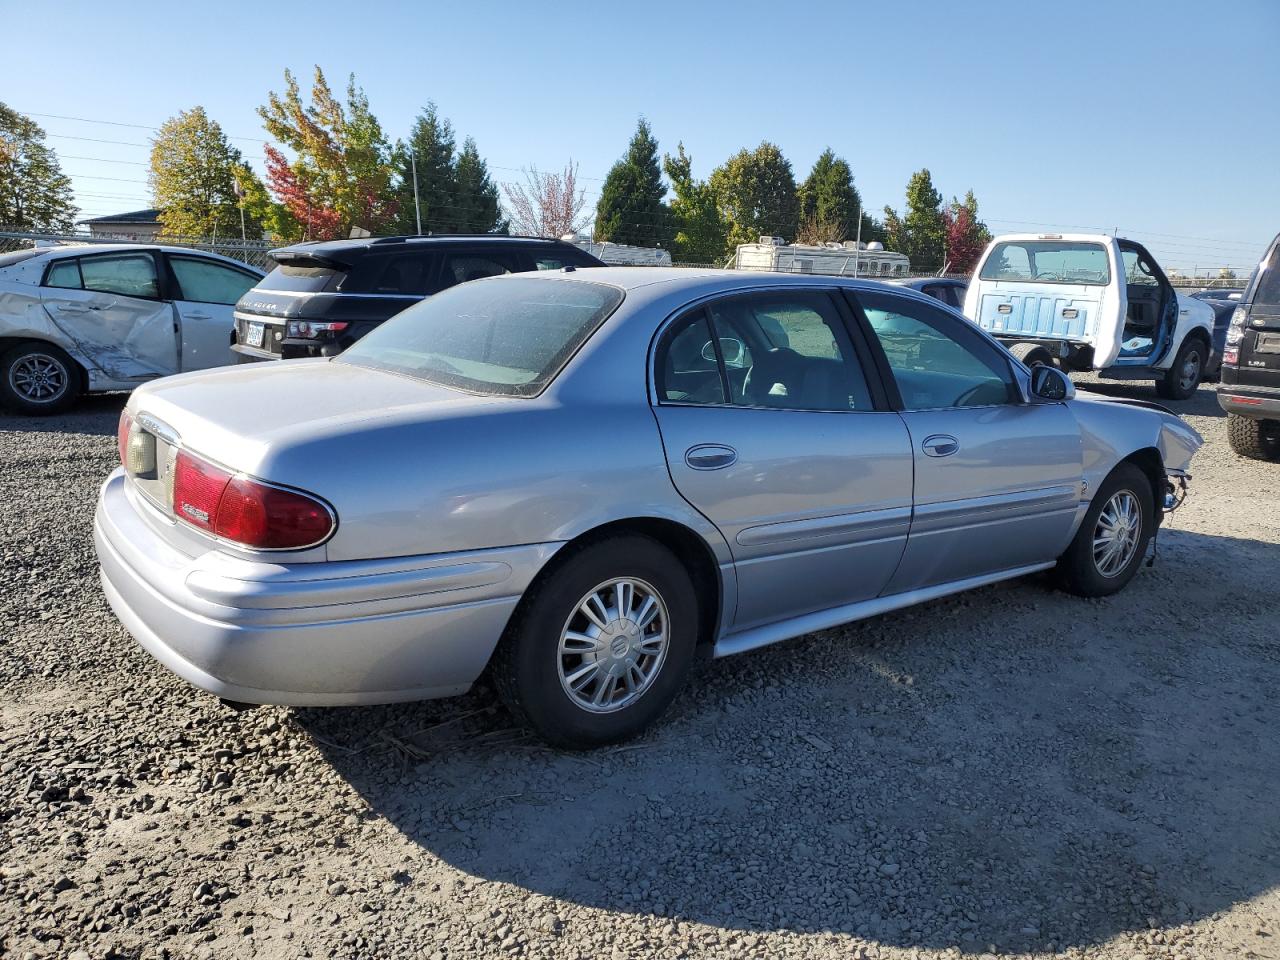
[94,469,559,706]
[1217,382,1280,419]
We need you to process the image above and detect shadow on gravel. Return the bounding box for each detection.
[1075,379,1226,419]
[302,528,1279,955]
[0,393,126,435]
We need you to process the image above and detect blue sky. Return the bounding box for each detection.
[4,0,1277,272]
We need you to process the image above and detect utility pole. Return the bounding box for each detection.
[233,178,247,260]
[853,207,862,277]
[411,147,423,235]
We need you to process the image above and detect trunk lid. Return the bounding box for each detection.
[975,281,1102,341]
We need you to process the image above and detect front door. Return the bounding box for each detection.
[166,255,261,371]
[650,289,914,630]
[850,289,1083,593]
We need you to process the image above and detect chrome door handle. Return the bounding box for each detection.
[921,434,959,458]
[685,444,738,470]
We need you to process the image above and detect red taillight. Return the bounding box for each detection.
[117,410,133,467]
[171,450,334,549]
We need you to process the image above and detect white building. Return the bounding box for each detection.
[734,236,910,277]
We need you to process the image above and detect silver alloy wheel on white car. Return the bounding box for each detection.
[557,577,669,714]
[8,352,70,404]
[1092,490,1142,577]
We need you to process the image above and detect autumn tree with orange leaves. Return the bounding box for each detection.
[257,67,397,241]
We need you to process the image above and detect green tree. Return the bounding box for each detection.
[258,67,397,239]
[0,102,77,231]
[709,142,799,256]
[391,103,457,234]
[593,118,672,248]
[662,143,726,264]
[796,148,875,244]
[451,137,507,233]
[149,107,264,240]
[884,168,947,269]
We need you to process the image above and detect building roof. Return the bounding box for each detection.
[78,208,163,225]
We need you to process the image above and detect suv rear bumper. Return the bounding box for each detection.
[1218,382,1280,419]
[95,469,558,706]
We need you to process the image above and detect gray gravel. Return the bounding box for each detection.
[2,383,1278,960]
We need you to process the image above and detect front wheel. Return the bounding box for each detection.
[1156,337,1205,400]
[1055,463,1154,598]
[492,535,698,748]
[0,343,80,415]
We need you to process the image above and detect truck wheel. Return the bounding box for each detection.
[1226,414,1280,461]
[1010,342,1055,368]
[0,343,80,415]
[492,534,698,748]
[1156,336,1205,400]
[1054,462,1154,598]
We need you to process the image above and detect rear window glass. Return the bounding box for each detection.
[339,277,623,398]
[980,241,1111,286]
[338,252,438,296]
[258,263,342,293]
[1252,246,1280,307]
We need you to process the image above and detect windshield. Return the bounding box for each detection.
[980,241,1111,286]
[338,276,624,397]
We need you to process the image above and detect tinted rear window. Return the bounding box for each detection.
[257,263,343,293]
[1252,244,1280,307]
[980,241,1111,286]
[338,251,438,296]
[338,276,623,397]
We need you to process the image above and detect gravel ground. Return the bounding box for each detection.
[1,381,1278,960]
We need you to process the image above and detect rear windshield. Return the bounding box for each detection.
[257,262,343,293]
[338,276,623,397]
[1250,243,1280,307]
[980,241,1111,286]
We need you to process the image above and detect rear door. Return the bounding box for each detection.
[650,288,914,630]
[166,254,260,370]
[40,251,179,380]
[849,289,1082,592]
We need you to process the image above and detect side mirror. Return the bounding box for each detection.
[701,337,746,367]
[1029,364,1074,402]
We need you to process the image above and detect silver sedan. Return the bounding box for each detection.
[95,269,1202,746]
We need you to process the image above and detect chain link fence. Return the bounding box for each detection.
[0,229,276,270]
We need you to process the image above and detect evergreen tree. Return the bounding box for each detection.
[150,106,264,239]
[452,137,507,233]
[662,143,726,264]
[796,149,861,242]
[901,168,946,269]
[391,103,457,234]
[0,102,77,231]
[708,141,799,256]
[593,118,672,248]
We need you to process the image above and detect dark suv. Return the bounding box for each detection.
[1218,231,1280,460]
[232,235,605,361]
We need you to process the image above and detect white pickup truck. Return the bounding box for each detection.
[962,234,1215,399]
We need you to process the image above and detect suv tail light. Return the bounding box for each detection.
[171,450,335,549]
[286,320,349,339]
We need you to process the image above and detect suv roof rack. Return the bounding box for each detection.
[368,234,566,246]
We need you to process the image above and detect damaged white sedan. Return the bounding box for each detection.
[0,245,262,414]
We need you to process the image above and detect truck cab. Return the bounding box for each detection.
[963,233,1215,400]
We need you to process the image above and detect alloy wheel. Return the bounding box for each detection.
[557,577,669,714]
[9,353,69,404]
[1178,347,1202,393]
[1092,490,1142,577]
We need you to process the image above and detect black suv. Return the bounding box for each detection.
[232,235,605,361]
[1218,231,1280,460]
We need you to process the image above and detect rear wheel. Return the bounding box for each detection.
[0,343,79,415]
[1156,336,1205,400]
[1010,342,1056,369]
[1226,413,1280,461]
[1055,462,1154,598]
[492,535,698,748]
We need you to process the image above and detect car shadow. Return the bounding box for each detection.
[297,528,1280,954]
[0,393,126,436]
[1074,379,1225,418]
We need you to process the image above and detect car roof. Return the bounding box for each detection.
[270,234,585,259]
[888,277,966,289]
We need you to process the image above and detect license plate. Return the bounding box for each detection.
[245,322,265,348]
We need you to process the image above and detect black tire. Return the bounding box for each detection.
[1055,462,1155,598]
[0,342,80,415]
[1155,335,1206,400]
[492,535,699,748]
[1010,342,1055,368]
[1226,413,1280,461]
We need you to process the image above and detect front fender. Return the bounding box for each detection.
[1069,393,1203,492]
